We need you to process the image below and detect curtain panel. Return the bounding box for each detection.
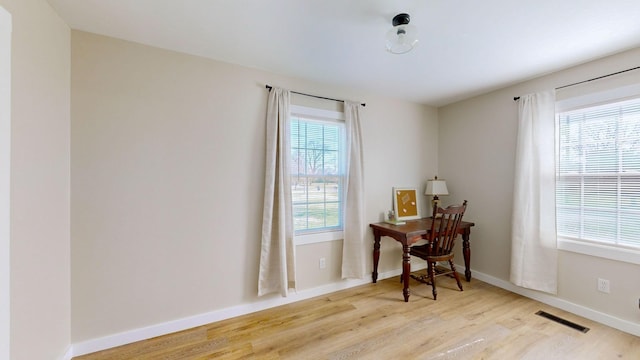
[342,101,366,279]
[258,88,296,297]
[510,90,558,294]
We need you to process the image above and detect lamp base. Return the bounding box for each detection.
[431,198,442,210]
[431,198,443,218]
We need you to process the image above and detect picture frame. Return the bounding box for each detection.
[392,187,421,221]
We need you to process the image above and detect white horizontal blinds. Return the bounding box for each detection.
[290,116,344,232]
[556,97,640,248]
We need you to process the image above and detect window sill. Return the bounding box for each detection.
[295,231,343,245]
[557,238,640,265]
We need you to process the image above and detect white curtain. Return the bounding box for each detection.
[510,90,558,294]
[342,101,366,279]
[258,87,296,297]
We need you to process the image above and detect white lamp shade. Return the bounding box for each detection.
[425,179,449,196]
[385,24,418,54]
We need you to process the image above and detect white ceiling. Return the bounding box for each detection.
[46,0,640,106]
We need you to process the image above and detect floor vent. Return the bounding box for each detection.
[535,310,590,333]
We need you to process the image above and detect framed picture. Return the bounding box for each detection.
[392,187,420,221]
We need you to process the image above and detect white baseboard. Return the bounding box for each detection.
[467,268,640,337]
[61,346,73,360]
[69,265,640,357]
[70,269,401,358]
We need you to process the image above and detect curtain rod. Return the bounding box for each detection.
[265,85,366,107]
[513,65,640,101]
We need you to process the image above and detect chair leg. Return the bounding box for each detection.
[449,259,463,291]
[429,261,437,300]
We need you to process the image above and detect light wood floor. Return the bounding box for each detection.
[74,275,640,359]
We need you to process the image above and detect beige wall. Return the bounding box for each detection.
[70,31,438,342]
[0,6,11,360]
[0,0,71,358]
[439,47,640,327]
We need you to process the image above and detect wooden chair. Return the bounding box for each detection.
[410,200,468,300]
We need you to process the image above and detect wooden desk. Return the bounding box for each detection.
[370,218,475,302]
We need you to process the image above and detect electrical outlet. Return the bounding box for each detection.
[319,257,326,269]
[597,278,610,293]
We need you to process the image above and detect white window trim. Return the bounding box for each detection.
[557,237,640,265]
[556,83,640,112]
[290,105,345,245]
[290,105,345,122]
[556,83,640,264]
[295,230,344,245]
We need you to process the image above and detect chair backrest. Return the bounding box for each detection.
[427,200,468,257]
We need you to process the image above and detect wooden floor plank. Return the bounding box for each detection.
[74,275,640,359]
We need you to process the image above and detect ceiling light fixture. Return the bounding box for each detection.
[386,13,418,54]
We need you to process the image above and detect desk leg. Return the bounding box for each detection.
[402,244,410,302]
[372,232,380,283]
[462,231,471,282]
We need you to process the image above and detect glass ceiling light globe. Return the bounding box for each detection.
[386,13,418,54]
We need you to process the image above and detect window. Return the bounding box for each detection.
[289,106,345,239]
[556,96,640,259]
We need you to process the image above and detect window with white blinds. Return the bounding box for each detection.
[289,106,345,236]
[556,96,640,250]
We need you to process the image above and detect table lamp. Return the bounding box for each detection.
[425,176,449,211]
